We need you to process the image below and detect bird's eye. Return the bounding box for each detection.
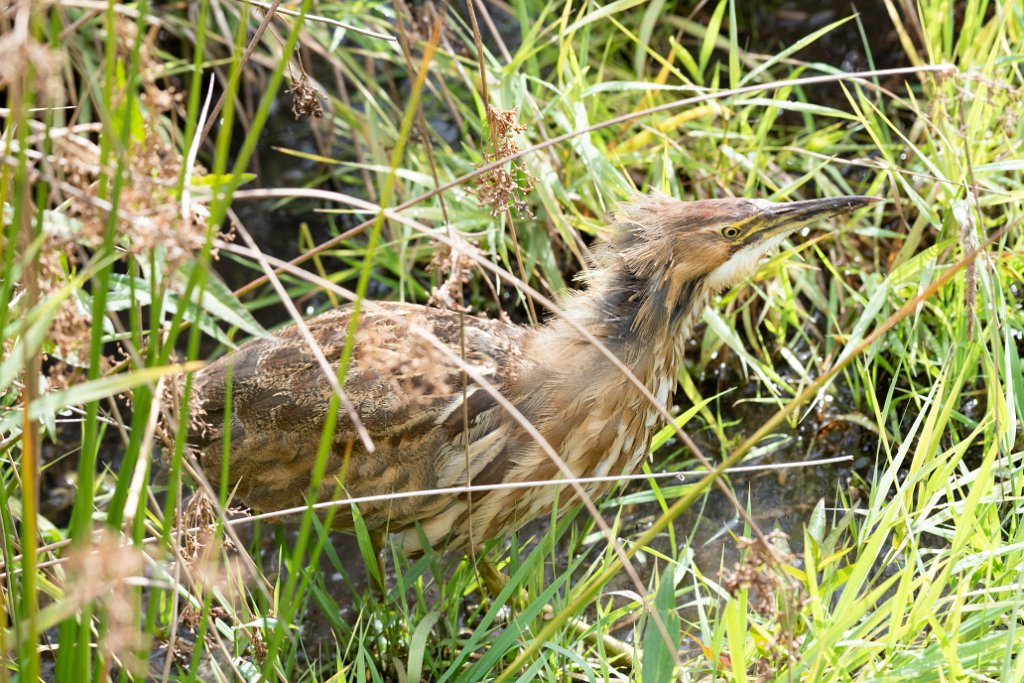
[721,226,741,239]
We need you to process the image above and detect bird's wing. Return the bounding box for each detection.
[187,302,528,495]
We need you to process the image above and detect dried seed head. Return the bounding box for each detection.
[33,241,92,364]
[0,29,65,103]
[719,531,799,617]
[288,73,324,120]
[474,106,537,217]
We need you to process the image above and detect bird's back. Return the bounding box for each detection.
[189,301,531,543]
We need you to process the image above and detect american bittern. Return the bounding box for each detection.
[188,193,871,555]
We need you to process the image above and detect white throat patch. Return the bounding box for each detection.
[704,234,787,293]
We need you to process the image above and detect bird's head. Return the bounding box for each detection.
[610,192,875,289]
[599,192,876,330]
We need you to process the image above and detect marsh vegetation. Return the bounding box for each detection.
[1,0,1022,681]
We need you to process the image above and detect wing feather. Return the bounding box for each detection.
[189,301,528,524]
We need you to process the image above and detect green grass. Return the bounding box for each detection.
[2,0,1023,680]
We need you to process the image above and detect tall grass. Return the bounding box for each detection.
[1,0,1022,680]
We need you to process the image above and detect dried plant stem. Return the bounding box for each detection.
[9,4,41,678]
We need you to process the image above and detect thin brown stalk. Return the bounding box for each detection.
[235,0,397,40]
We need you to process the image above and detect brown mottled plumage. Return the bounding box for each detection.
[189,193,872,554]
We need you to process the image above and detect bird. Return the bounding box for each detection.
[187,192,873,557]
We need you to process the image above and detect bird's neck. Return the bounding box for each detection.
[547,261,709,389]
[513,261,708,481]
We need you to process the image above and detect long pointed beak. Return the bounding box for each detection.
[761,195,879,236]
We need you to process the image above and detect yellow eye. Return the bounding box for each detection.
[722,226,741,239]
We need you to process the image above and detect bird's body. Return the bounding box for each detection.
[189,193,871,554]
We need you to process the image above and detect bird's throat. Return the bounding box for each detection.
[595,265,707,354]
[547,263,709,398]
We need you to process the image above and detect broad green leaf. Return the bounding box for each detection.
[177,261,269,343]
[807,498,827,546]
[642,570,681,682]
[407,611,442,683]
[560,0,649,37]
[698,0,728,79]
[740,15,855,85]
